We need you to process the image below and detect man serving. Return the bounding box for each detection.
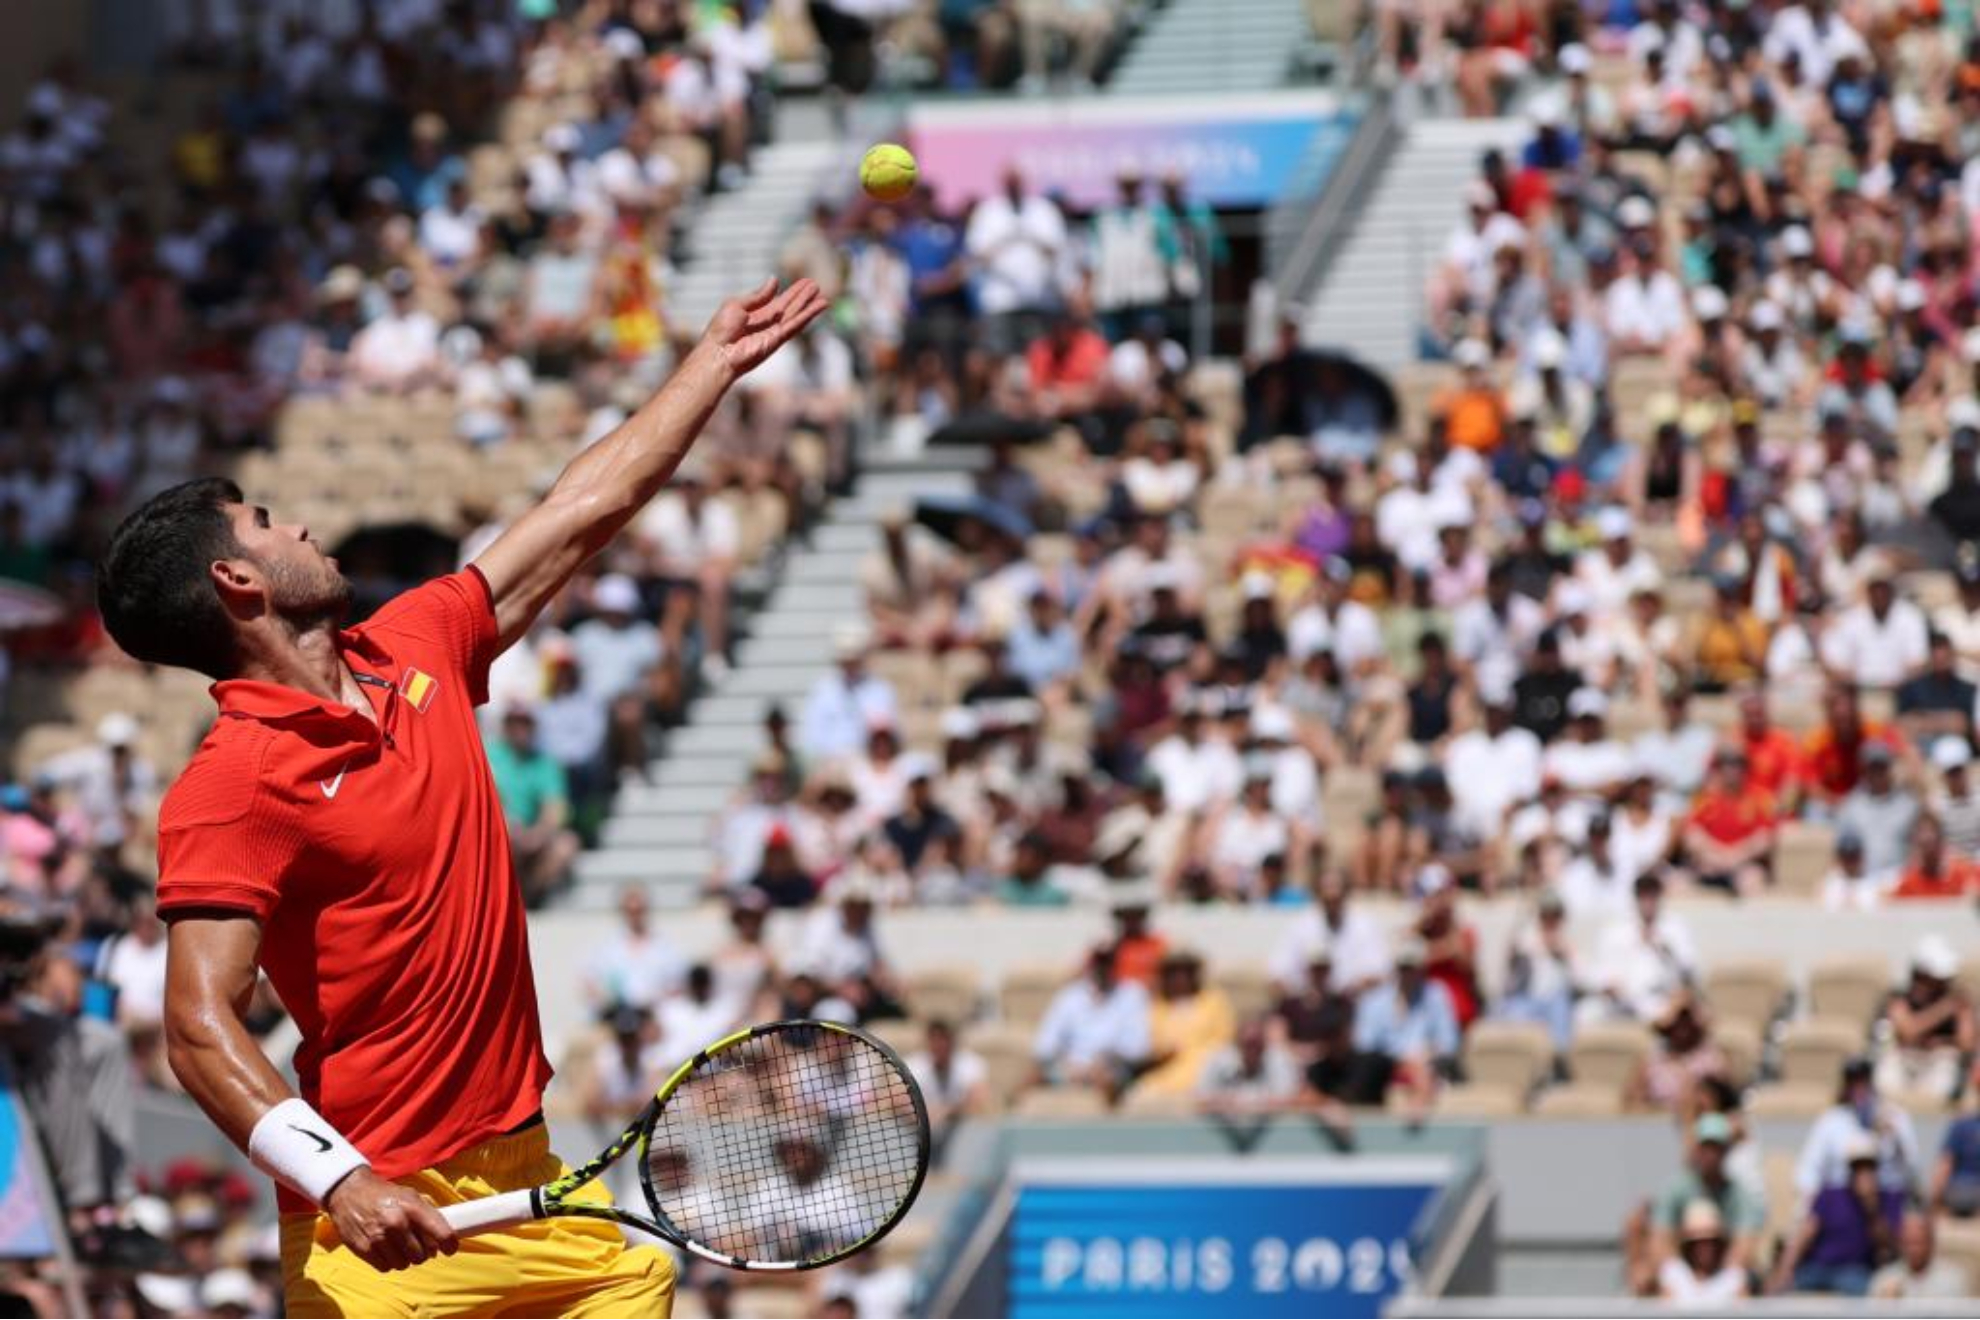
[96,278,826,1318]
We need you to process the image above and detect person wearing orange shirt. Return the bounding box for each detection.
[1024,309,1111,426]
[1107,889,1170,987]
[1682,748,1778,896]
[1890,815,1980,900]
[1737,689,1804,811]
[1435,338,1508,453]
[1801,685,1903,810]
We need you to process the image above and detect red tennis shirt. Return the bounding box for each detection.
[155,569,551,1206]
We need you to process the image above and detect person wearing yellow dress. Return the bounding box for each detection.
[1136,951,1235,1095]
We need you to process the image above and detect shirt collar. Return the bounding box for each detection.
[209,631,394,732]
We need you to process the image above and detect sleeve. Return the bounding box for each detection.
[155,769,297,922]
[359,568,500,706]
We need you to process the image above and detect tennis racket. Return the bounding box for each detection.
[439,1019,931,1271]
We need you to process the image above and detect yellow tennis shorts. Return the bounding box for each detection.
[281,1124,677,1319]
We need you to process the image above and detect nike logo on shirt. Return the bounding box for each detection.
[319,765,347,799]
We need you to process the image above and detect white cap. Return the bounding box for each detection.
[1617,195,1657,229]
[1932,737,1972,772]
[899,751,940,783]
[1915,934,1961,980]
[1747,300,1783,332]
[594,573,641,615]
[604,28,646,60]
[1781,225,1814,258]
[96,712,138,747]
[201,1269,260,1311]
[1596,505,1635,540]
[1953,397,1980,430]
[939,707,980,740]
[1454,338,1492,369]
[832,621,871,659]
[1842,1132,1881,1165]
[1568,687,1609,719]
[1478,671,1515,706]
[1531,327,1568,369]
[1250,704,1296,742]
[1691,284,1729,321]
[1529,94,1564,128]
[1556,580,1593,616]
[1241,571,1276,602]
[1559,42,1592,74]
[1679,1200,1726,1242]
[832,868,885,905]
[1145,562,1183,594]
[1705,124,1737,152]
[1413,863,1454,897]
[543,122,582,153]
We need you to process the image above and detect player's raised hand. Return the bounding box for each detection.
[702,277,829,378]
[325,1168,459,1272]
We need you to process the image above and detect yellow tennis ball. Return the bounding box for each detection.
[860,143,918,203]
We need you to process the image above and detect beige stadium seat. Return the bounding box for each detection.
[728,1286,812,1320]
[1465,1020,1554,1097]
[1777,1019,1865,1088]
[999,964,1066,1028]
[1714,1020,1762,1089]
[1687,692,1740,734]
[971,1024,1037,1110]
[1745,1082,1831,1120]
[867,650,940,712]
[1046,703,1093,753]
[1214,967,1276,1022]
[10,723,91,779]
[1322,767,1380,832]
[865,1018,926,1062]
[1807,956,1893,1028]
[1702,957,1790,1032]
[1568,1021,1652,1090]
[1760,1149,1803,1241]
[1431,1083,1526,1118]
[1858,689,1896,727]
[1119,1087,1196,1118]
[1533,1081,1625,1117]
[906,968,981,1026]
[1013,1087,1110,1120]
[1773,822,1837,898]
[939,649,989,706]
[896,706,942,754]
[1934,1217,1980,1292]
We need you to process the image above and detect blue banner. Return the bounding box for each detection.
[1009,1176,1441,1318]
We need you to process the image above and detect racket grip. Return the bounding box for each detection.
[441,1189,538,1236]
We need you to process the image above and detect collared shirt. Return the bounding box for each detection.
[1033,979,1150,1069]
[156,570,551,1204]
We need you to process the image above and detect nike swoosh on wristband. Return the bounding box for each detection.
[290,1125,333,1154]
[319,765,347,799]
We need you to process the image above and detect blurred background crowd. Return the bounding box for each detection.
[1,0,1980,1313]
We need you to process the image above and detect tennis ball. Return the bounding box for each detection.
[860,143,918,203]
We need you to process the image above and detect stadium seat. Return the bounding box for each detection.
[1760,1150,1803,1242]
[1213,966,1276,1021]
[1777,1019,1864,1088]
[1702,958,1790,1033]
[938,649,988,706]
[1119,1087,1196,1118]
[868,650,940,712]
[1532,1081,1625,1117]
[1713,1019,1762,1089]
[1934,1217,1980,1292]
[1772,822,1837,898]
[1321,767,1379,832]
[1686,692,1739,734]
[728,1286,812,1319]
[1806,956,1893,1028]
[905,968,981,1026]
[971,1024,1038,1110]
[1430,1083,1525,1118]
[10,722,90,779]
[865,1018,926,1061]
[1566,1021,1652,1090]
[1012,1087,1111,1120]
[1000,964,1066,1026]
[1744,1082,1832,1120]
[1463,1020,1554,1097]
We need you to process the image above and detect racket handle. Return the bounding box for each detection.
[441,1189,538,1236]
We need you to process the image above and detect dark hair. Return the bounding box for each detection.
[98,479,246,678]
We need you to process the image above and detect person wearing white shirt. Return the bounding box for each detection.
[1762,0,1869,86]
[800,631,900,761]
[585,885,688,1012]
[1030,951,1151,1090]
[347,269,440,392]
[1437,182,1528,317]
[1452,568,1548,696]
[419,177,484,269]
[656,966,743,1063]
[1795,1058,1920,1195]
[1603,247,1688,353]
[1143,705,1245,814]
[103,896,169,1031]
[906,1021,990,1130]
[1286,563,1385,675]
[1822,571,1929,689]
[1586,873,1697,1023]
[1444,691,1544,839]
[1249,706,1321,823]
[1557,814,1638,919]
[1657,1202,1750,1306]
[1575,507,1664,623]
[1268,872,1393,994]
[1543,689,1635,797]
[1819,831,1890,911]
[966,169,1068,323]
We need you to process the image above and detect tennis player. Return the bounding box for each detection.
[96,278,827,1318]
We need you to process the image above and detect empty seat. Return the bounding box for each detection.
[1745,1082,1831,1120]
[1464,1020,1554,1096]
[1702,957,1790,1031]
[1012,1087,1110,1120]
[1568,1021,1653,1090]
[1777,1018,1865,1088]
[1713,1019,1762,1089]
[864,1018,926,1061]
[1533,1081,1625,1117]
[905,969,981,1026]
[1807,956,1893,1028]
[999,964,1067,1028]
[1119,1087,1196,1118]
[1430,1083,1526,1118]
[971,1024,1038,1110]
[1322,767,1380,831]
[1773,822,1837,898]
[1214,966,1276,1022]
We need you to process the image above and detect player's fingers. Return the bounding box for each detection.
[744,278,812,331]
[390,1219,432,1269]
[738,275,779,310]
[408,1199,460,1256]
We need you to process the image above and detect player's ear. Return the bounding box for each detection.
[209,555,266,617]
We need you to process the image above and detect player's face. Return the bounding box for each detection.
[225,502,352,620]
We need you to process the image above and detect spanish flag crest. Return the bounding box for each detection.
[401,667,439,713]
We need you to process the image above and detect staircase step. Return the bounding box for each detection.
[603,815,715,849]
[615,781,736,815]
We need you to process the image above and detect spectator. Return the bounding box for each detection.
[1089,169,1167,338]
[906,1020,990,1150]
[1006,589,1081,694]
[1772,1134,1902,1296]
[1656,1201,1751,1306]
[1897,635,1978,751]
[347,266,441,392]
[1869,1212,1969,1300]
[1929,737,1980,856]
[1030,947,1151,1100]
[1137,951,1235,1096]
[1823,562,1930,691]
[1627,993,1725,1118]
[35,711,157,851]
[1797,1057,1921,1197]
[1820,831,1889,911]
[1931,1095,1980,1218]
[1801,685,1900,812]
[965,167,1067,350]
[1196,1016,1306,1116]
[585,884,687,1014]
[1270,869,1393,995]
[799,627,899,761]
[1351,939,1458,1113]
[1680,748,1776,896]
[1889,813,1979,900]
[570,573,666,717]
[1834,744,1919,879]
[1589,873,1698,1024]
[749,825,819,910]
[486,706,580,906]
[1496,889,1584,1049]
[636,471,741,679]
[1874,937,1974,1100]
[1638,1113,1767,1295]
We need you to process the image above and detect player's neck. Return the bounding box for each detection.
[232,613,354,707]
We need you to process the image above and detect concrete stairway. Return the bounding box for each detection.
[1106,0,1314,97]
[569,450,978,910]
[668,138,844,333]
[1298,116,1525,368]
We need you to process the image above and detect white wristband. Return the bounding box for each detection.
[247,1099,369,1207]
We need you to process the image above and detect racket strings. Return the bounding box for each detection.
[644,1028,922,1264]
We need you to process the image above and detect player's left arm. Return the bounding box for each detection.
[474,277,828,650]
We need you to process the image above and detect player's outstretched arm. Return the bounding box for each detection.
[474,276,828,650]
[165,914,459,1272]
